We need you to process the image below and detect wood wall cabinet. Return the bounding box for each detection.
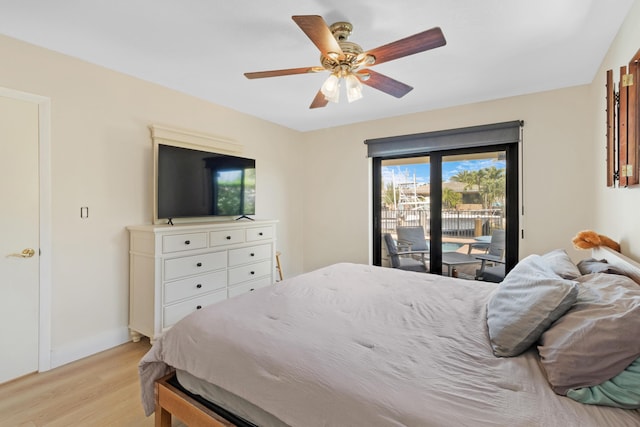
[127,220,277,342]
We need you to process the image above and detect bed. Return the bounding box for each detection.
[139,246,640,426]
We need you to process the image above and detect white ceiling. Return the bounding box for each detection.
[0,0,634,132]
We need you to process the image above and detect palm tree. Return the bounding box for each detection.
[383,183,397,209]
[480,166,505,208]
[451,170,477,191]
[442,187,462,209]
[451,167,504,209]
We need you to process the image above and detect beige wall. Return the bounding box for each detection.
[590,0,640,259]
[302,85,596,271]
[302,0,640,271]
[1,34,306,365]
[2,0,639,366]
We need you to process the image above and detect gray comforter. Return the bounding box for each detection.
[139,263,640,426]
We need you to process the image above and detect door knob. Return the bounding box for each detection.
[8,248,36,258]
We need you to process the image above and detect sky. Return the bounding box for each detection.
[382,158,506,186]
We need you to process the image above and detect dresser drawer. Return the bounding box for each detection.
[228,260,272,285]
[228,276,272,298]
[163,289,227,329]
[164,251,226,281]
[246,226,274,242]
[162,232,207,253]
[210,229,245,246]
[228,244,271,267]
[164,270,227,304]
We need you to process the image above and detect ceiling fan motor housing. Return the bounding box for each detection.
[321,22,372,76]
[329,22,353,41]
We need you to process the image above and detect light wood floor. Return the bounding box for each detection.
[0,339,185,426]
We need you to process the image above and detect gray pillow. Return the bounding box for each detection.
[541,249,581,279]
[577,258,626,276]
[538,273,640,395]
[486,255,579,357]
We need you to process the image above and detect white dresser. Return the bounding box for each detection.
[127,219,277,342]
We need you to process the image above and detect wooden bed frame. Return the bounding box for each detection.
[154,246,640,427]
[155,373,237,427]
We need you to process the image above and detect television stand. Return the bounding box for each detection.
[235,215,254,221]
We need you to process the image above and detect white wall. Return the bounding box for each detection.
[0,34,306,366]
[302,85,596,272]
[590,0,640,259]
[2,0,639,366]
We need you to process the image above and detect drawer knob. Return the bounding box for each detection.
[258,232,263,236]
[250,253,255,257]
[196,262,202,267]
[196,284,202,289]
[196,305,202,310]
[184,240,191,245]
[250,271,255,275]
[226,235,231,240]
[250,288,255,292]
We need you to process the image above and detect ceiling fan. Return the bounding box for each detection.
[244,15,446,109]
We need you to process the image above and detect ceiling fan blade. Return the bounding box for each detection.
[292,15,343,58]
[364,27,446,66]
[309,90,329,109]
[357,69,413,98]
[244,66,325,79]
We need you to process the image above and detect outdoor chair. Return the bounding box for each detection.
[396,226,430,266]
[474,229,506,282]
[383,233,428,273]
[440,229,505,278]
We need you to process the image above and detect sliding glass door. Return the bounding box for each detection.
[379,155,430,239]
[374,144,518,279]
[438,151,506,278]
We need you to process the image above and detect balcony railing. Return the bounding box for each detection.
[381,208,504,238]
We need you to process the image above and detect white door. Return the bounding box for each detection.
[0,94,40,383]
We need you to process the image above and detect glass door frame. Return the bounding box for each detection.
[372,143,519,275]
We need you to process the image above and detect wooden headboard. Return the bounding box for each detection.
[592,246,640,284]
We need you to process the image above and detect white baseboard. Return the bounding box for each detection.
[49,327,131,369]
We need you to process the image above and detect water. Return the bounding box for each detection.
[443,242,464,252]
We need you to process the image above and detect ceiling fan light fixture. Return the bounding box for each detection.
[321,73,341,103]
[345,73,363,103]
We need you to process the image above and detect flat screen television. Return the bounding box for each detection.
[154,142,256,223]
